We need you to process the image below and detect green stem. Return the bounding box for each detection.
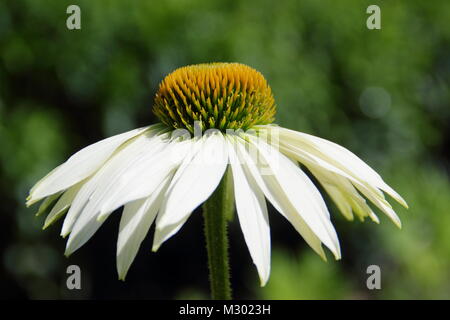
[203,167,234,300]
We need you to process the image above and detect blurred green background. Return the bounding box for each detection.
[1,0,449,299]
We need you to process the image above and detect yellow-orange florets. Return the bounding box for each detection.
[153,63,276,133]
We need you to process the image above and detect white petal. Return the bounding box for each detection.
[311,168,379,223]
[323,184,354,220]
[303,154,398,227]
[117,175,172,280]
[248,135,341,259]
[27,125,158,205]
[83,132,171,222]
[355,183,401,227]
[60,131,166,238]
[231,136,326,260]
[263,126,404,226]
[274,126,407,208]
[43,181,84,229]
[97,140,188,218]
[64,134,182,255]
[228,137,271,286]
[153,132,228,250]
[35,192,62,217]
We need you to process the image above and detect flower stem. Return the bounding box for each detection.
[203,166,234,300]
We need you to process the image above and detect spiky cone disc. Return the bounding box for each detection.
[153,63,276,133]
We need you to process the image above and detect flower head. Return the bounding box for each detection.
[153,63,276,133]
[27,62,407,286]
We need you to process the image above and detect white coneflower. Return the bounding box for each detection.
[27,63,407,299]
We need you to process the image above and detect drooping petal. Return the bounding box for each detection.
[117,175,172,280]
[282,138,399,226]
[64,133,184,256]
[272,126,407,208]
[323,184,354,221]
[354,183,401,227]
[231,136,326,260]
[150,147,200,253]
[35,192,62,217]
[27,125,159,206]
[60,131,168,238]
[227,137,271,286]
[310,167,379,223]
[259,126,405,227]
[86,133,175,221]
[43,181,84,229]
[153,132,228,251]
[247,134,341,260]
